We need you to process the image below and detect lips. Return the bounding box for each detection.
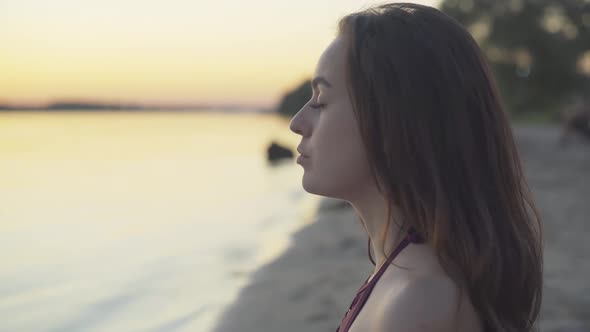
[297,146,310,157]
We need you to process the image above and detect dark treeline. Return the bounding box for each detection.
[276,0,590,120]
[0,101,260,112]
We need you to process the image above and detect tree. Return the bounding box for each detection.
[440,0,590,115]
[275,79,312,118]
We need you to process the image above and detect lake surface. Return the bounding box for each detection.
[0,110,320,332]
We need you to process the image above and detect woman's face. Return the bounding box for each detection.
[289,36,374,202]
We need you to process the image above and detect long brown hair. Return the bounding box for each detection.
[337,3,543,332]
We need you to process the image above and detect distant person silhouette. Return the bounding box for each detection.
[559,95,590,146]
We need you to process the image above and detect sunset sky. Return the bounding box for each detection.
[0,0,439,108]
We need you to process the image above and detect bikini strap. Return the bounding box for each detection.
[407,226,425,243]
[369,226,424,285]
[337,226,425,332]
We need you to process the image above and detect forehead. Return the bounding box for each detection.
[314,36,347,90]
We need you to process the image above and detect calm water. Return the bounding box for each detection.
[0,111,320,332]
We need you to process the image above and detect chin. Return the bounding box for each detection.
[301,175,344,200]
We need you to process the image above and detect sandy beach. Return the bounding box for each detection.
[212,123,590,332]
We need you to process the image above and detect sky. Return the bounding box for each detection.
[0,0,440,108]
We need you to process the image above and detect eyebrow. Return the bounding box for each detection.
[311,76,332,90]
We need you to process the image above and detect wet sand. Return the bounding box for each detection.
[212,124,590,332]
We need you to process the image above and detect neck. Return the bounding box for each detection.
[349,192,406,274]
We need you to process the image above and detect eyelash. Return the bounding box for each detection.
[310,103,326,110]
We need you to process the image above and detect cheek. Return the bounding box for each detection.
[313,129,371,182]
[312,103,370,168]
[319,112,366,162]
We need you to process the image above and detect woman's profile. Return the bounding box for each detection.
[289,2,543,332]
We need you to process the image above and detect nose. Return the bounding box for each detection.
[289,107,306,135]
[290,118,302,135]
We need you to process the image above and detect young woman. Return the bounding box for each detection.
[289,3,543,332]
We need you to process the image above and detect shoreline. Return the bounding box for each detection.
[211,197,372,332]
[212,124,590,332]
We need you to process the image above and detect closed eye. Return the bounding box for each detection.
[310,103,326,110]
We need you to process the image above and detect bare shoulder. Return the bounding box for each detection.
[373,274,480,332]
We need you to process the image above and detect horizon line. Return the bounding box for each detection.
[0,99,275,111]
